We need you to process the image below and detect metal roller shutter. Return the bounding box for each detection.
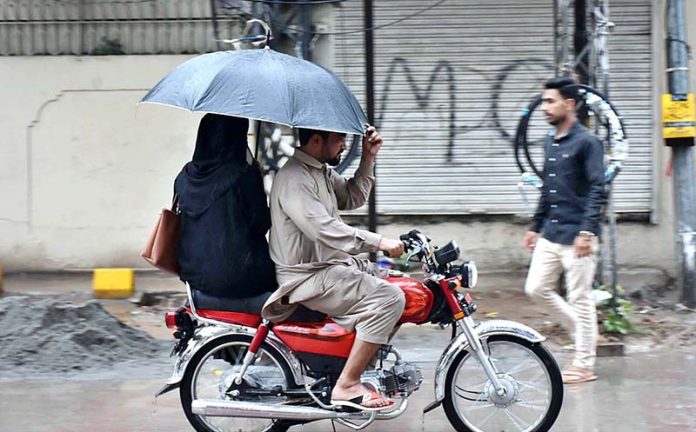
[332,0,653,215]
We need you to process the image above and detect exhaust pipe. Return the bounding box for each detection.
[191,399,342,420]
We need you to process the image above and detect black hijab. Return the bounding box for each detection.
[175,114,251,217]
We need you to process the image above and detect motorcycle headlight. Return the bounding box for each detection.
[459,261,478,289]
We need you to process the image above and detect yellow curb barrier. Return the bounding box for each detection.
[93,268,134,299]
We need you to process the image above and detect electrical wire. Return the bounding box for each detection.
[54,0,157,4]
[514,84,627,183]
[268,0,448,36]
[42,0,448,37]
[244,0,345,4]
[53,0,343,4]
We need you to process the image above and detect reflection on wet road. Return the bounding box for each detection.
[1,346,694,432]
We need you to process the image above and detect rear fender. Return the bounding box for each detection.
[155,324,305,397]
[422,319,545,413]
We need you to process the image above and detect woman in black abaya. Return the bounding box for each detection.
[174,114,277,307]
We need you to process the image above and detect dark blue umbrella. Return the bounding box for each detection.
[141,48,367,135]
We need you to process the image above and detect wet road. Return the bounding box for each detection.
[1,334,694,432]
[2,272,694,431]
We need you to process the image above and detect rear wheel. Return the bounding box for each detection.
[443,335,563,432]
[180,335,293,432]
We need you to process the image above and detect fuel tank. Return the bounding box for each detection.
[386,274,434,324]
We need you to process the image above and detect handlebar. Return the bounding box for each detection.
[383,241,409,258]
[383,231,426,258]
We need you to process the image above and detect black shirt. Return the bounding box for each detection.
[530,122,606,245]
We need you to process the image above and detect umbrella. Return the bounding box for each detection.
[140,48,367,135]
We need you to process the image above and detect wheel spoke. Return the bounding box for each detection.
[514,398,549,411]
[501,360,538,376]
[517,380,549,394]
[231,346,247,364]
[462,402,497,411]
[189,340,289,432]
[449,339,559,432]
[477,406,501,428]
[504,406,529,432]
[197,381,223,393]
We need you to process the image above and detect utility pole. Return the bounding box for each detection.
[574,0,589,84]
[209,0,223,51]
[364,0,377,261]
[300,4,313,61]
[664,0,696,308]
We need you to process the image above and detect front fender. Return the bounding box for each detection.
[423,319,545,413]
[155,324,305,397]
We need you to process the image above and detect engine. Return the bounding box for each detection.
[363,362,423,396]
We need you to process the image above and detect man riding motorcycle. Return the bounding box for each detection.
[262,125,406,411]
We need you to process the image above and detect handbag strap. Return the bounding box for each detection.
[171,194,180,213]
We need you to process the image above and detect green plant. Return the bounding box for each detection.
[600,298,634,335]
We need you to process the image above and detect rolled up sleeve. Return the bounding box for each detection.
[331,158,375,211]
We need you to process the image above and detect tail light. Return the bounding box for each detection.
[165,311,178,329]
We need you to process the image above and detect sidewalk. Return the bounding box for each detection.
[2,267,691,352]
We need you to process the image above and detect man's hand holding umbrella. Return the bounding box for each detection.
[362,124,383,160]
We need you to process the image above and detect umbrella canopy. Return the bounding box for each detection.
[141,48,367,135]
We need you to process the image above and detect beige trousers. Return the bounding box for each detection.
[525,236,599,369]
[287,263,406,345]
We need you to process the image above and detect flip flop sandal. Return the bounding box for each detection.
[562,365,597,384]
[330,391,395,412]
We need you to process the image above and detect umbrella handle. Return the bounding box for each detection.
[242,19,272,48]
[219,19,273,49]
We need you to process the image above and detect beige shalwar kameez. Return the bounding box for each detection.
[261,150,405,345]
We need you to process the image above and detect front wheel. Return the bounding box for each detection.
[443,335,563,432]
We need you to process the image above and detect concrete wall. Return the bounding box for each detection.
[0,55,203,270]
[0,1,689,275]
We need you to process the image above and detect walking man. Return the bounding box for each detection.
[522,76,606,384]
[263,125,406,410]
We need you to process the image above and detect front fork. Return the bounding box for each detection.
[457,316,506,395]
[440,278,505,395]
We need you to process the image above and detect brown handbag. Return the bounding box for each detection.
[141,195,181,274]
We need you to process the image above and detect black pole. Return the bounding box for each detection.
[209,0,222,51]
[300,4,313,61]
[553,0,559,75]
[364,0,377,261]
[574,0,589,84]
[666,0,696,308]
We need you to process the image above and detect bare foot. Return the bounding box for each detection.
[331,382,392,409]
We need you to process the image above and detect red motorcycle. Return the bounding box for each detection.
[157,230,563,432]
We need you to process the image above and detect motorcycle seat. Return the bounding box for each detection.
[191,289,326,324]
[193,289,271,314]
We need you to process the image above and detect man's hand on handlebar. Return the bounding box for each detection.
[379,238,405,258]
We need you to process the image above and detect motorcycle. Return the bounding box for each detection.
[156,229,563,432]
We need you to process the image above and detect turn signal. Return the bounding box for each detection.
[165,311,178,329]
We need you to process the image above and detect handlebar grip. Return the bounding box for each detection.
[399,233,410,241]
[383,241,408,258]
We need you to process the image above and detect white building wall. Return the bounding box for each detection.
[0,55,202,270]
[0,0,688,276]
